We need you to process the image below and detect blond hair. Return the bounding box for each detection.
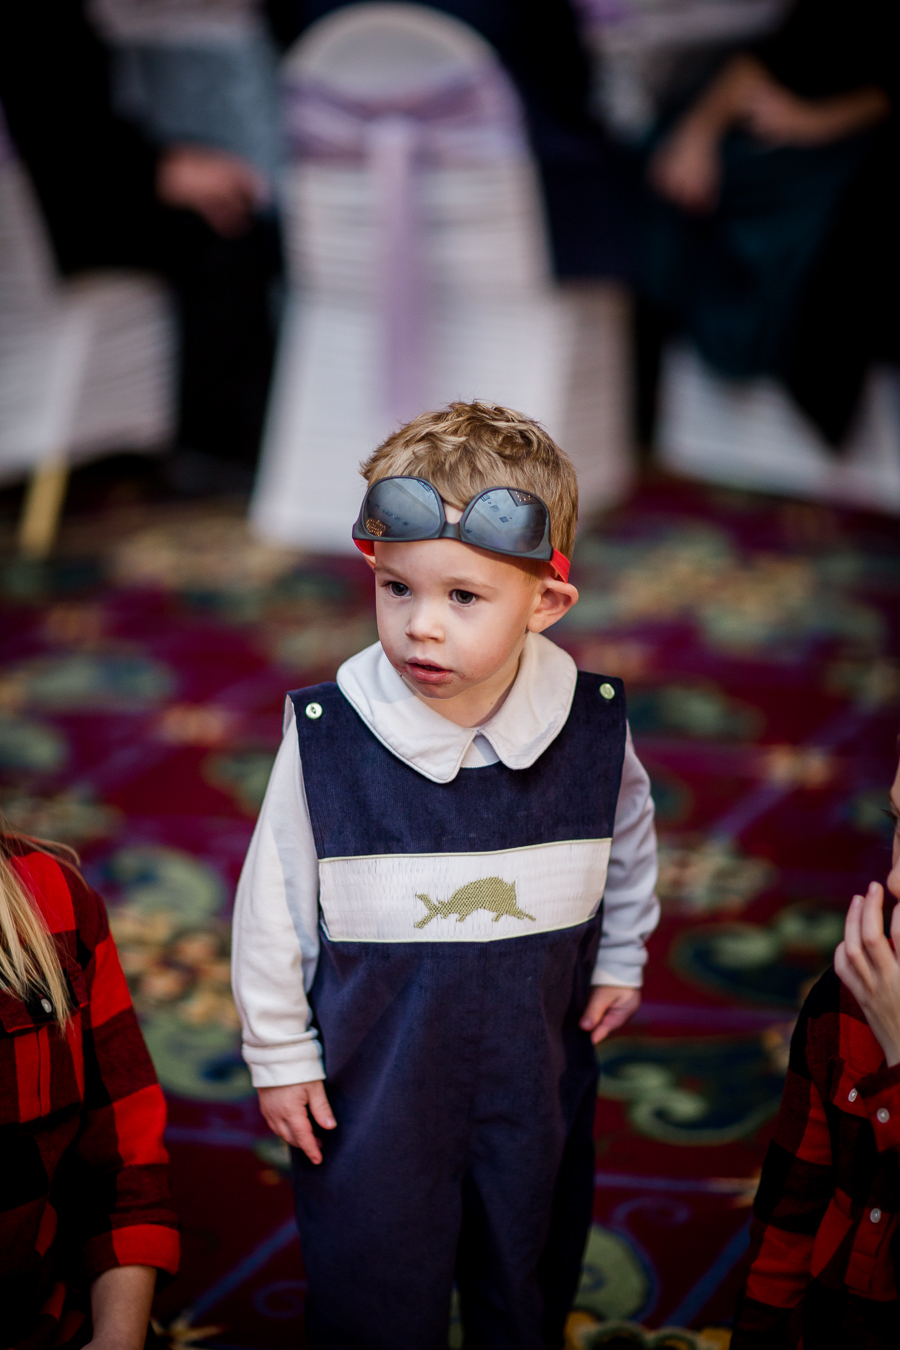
[361,402,579,559]
[0,834,75,1027]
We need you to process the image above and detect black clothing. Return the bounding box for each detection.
[640,0,897,447]
[753,0,898,104]
[754,0,899,445]
[0,0,281,468]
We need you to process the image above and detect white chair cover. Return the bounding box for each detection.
[252,3,632,552]
[0,109,175,484]
[658,343,900,515]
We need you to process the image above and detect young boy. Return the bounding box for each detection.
[232,403,659,1350]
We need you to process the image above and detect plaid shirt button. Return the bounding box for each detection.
[871,1208,882,1223]
[876,1108,890,1123]
[848,1088,858,1101]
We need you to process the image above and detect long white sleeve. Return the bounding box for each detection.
[592,725,660,987]
[231,705,325,1086]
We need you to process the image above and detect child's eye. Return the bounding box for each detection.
[388,582,410,597]
[451,589,477,605]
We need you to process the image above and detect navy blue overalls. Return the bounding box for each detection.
[289,671,626,1350]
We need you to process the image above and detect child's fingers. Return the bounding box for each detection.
[286,1108,324,1165]
[579,988,615,1031]
[860,882,893,974]
[306,1082,337,1131]
[590,1012,622,1045]
[590,1005,632,1045]
[844,894,876,992]
[259,1101,323,1163]
[588,991,640,1044]
[835,940,867,1003]
[844,893,863,947]
[590,1016,613,1045]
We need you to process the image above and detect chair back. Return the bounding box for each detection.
[281,3,550,421]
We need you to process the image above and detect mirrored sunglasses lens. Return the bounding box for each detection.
[463,489,547,554]
[363,479,442,539]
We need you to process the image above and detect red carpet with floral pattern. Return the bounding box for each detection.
[2,475,899,1348]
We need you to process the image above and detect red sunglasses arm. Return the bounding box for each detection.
[550,550,570,583]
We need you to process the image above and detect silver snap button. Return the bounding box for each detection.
[40,998,52,1014]
[848,1088,858,1102]
[305,702,323,720]
[599,683,615,701]
[871,1207,882,1224]
[877,1108,890,1123]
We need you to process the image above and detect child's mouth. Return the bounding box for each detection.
[405,659,451,684]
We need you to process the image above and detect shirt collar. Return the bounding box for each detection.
[335,631,577,784]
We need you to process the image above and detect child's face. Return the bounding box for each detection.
[365,519,577,726]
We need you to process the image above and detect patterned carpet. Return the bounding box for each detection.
[2,474,899,1348]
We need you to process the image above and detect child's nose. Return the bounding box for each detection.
[406,601,444,641]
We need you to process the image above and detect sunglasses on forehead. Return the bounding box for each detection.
[352,476,570,582]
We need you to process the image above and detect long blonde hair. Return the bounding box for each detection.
[0,835,75,1026]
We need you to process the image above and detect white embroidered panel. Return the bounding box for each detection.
[317,838,612,943]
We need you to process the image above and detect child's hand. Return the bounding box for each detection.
[835,881,900,1067]
[258,1081,336,1164]
[580,985,641,1045]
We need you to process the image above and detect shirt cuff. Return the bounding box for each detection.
[858,1061,900,1151]
[592,949,646,987]
[592,968,642,988]
[243,1038,326,1087]
[82,1224,180,1284]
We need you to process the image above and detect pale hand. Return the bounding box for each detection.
[649,121,722,213]
[580,985,641,1045]
[834,882,900,1067]
[156,145,268,238]
[258,1081,336,1164]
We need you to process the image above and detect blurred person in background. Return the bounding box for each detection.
[0,828,178,1350]
[638,0,896,452]
[0,1,285,492]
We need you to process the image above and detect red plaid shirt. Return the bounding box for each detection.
[733,966,900,1349]
[1,838,179,1350]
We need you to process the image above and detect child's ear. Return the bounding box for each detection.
[362,553,377,573]
[527,579,579,633]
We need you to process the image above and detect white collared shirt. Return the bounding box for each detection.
[232,632,659,1086]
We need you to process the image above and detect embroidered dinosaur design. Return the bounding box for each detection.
[414,877,535,928]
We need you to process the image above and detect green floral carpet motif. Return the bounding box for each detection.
[2,478,899,1347]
